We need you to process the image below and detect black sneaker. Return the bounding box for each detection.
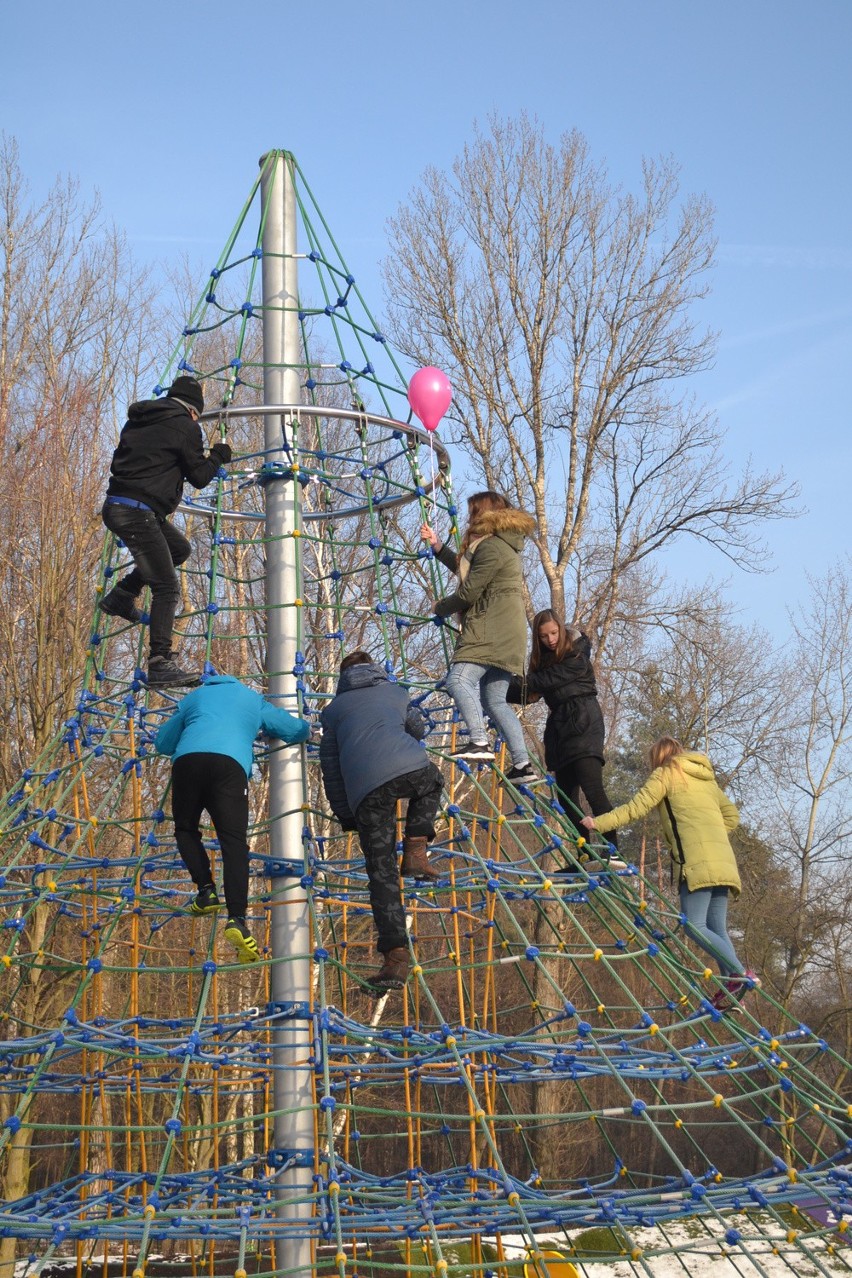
[224,917,260,964]
[147,657,200,689]
[448,741,494,761]
[504,763,539,786]
[100,586,143,625]
[189,884,222,915]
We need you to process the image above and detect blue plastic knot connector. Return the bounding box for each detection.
[631,1099,647,1116]
[164,1118,182,1135]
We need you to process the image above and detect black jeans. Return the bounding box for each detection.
[355,763,443,953]
[555,757,618,848]
[102,501,191,660]
[172,753,250,919]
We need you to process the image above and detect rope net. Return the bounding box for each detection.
[0,151,849,1278]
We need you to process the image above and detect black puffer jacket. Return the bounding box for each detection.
[106,397,229,517]
[507,635,605,768]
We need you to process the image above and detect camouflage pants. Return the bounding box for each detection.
[355,763,443,953]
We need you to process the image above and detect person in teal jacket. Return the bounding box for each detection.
[155,674,309,962]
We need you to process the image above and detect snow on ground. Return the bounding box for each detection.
[493,1217,851,1277]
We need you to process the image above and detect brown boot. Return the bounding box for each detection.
[400,835,440,880]
[368,947,410,994]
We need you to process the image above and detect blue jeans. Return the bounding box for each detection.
[102,501,191,659]
[679,884,744,977]
[445,662,529,767]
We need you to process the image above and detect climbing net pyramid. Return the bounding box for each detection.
[0,151,850,1278]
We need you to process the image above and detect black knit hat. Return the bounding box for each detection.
[167,375,204,415]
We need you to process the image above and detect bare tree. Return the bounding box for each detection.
[0,141,159,1267]
[382,113,797,644]
[769,562,852,1002]
[0,136,158,789]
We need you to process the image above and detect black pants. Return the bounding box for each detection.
[172,753,250,919]
[555,756,618,848]
[355,763,443,953]
[102,501,191,660]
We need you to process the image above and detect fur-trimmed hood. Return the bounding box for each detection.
[468,506,536,547]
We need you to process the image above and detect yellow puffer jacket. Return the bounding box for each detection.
[594,752,741,895]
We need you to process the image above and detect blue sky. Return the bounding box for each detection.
[3,0,850,637]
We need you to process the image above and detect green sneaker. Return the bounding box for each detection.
[224,917,260,964]
[189,884,222,915]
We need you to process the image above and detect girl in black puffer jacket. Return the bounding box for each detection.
[508,610,617,844]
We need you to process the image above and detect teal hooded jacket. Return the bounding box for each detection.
[155,675,309,778]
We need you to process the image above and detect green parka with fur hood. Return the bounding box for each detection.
[593,752,742,896]
[434,506,537,674]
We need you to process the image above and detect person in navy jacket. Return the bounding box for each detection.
[319,652,443,993]
[155,674,309,962]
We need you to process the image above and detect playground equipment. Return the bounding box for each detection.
[0,151,850,1278]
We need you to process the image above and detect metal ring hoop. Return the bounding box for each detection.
[179,402,450,524]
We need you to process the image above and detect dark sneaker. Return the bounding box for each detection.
[709,987,735,1012]
[577,849,622,872]
[100,586,143,625]
[504,763,539,786]
[448,741,494,760]
[368,946,410,994]
[728,970,761,1002]
[224,917,260,964]
[189,884,222,915]
[146,657,200,689]
[709,971,760,1013]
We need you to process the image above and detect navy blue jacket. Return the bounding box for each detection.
[319,663,429,823]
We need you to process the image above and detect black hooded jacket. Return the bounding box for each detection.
[507,633,606,768]
[105,398,228,517]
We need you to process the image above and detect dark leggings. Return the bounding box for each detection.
[555,756,618,848]
[172,752,250,919]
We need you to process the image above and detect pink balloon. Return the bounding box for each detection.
[407,366,452,433]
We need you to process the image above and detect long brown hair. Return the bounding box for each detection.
[529,609,577,669]
[461,490,511,552]
[648,736,685,774]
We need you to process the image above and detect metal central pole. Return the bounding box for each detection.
[260,149,314,1275]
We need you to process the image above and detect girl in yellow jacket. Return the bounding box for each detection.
[581,736,759,1006]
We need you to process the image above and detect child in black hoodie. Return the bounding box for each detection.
[99,376,231,688]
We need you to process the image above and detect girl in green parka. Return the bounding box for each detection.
[581,736,759,1007]
[421,490,537,785]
